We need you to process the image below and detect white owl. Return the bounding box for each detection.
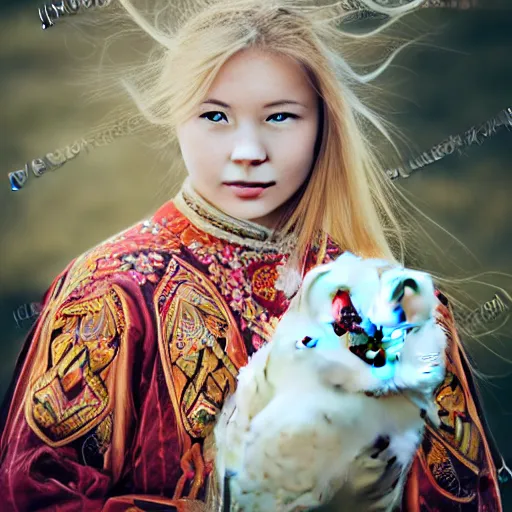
[210,252,447,512]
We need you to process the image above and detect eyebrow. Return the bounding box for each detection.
[202,99,306,108]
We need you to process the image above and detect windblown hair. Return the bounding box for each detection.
[113,0,427,266]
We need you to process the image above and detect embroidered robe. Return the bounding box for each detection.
[0,185,502,511]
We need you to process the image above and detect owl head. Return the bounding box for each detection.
[265,252,439,394]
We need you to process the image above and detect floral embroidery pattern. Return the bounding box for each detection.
[65,197,340,354]
[169,217,290,350]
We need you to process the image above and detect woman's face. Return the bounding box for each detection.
[176,48,320,228]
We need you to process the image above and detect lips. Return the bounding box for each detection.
[224,181,275,188]
[223,181,276,199]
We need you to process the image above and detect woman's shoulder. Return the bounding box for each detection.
[16,202,192,446]
[57,200,188,300]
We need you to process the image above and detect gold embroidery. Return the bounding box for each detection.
[96,412,114,453]
[157,258,245,445]
[26,288,125,446]
[252,265,279,302]
[421,430,477,503]
[435,372,481,463]
[167,284,237,438]
[51,317,78,365]
[427,437,453,480]
[31,344,109,442]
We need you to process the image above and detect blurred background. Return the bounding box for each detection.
[0,0,511,508]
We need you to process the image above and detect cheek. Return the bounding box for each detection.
[277,124,318,180]
[177,125,225,178]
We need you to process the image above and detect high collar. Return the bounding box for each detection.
[173,178,296,253]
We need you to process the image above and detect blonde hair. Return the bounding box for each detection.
[113,0,427,266]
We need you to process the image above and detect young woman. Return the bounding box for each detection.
[0,0,502,510]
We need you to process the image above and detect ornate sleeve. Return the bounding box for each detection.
[0,262,149,511]
[402,295,503,511]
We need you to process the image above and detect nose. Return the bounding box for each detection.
[230,128,268,166]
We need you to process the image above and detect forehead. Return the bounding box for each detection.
[206,48,316,104]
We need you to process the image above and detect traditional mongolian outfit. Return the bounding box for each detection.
[0,182,502,511]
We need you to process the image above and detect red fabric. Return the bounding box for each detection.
[0,436,109,511]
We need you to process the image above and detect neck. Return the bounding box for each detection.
[173,178,297,253]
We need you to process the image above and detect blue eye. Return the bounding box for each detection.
[267,112,299,123]
[296,336,318,349]
[200,111,227,123]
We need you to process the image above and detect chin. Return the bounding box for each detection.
[225,202,278,226]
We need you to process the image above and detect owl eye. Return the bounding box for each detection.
[296,336,319,349]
